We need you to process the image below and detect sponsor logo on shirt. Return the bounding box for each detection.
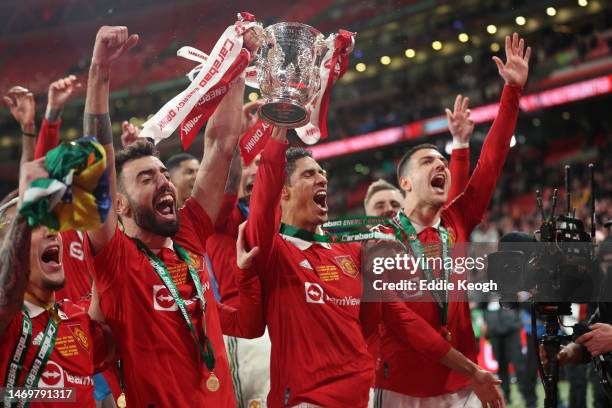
[299,259,313,270]
[304,283,324,304]
[304,282,360,306]
[32,332,43,346]
[153,285,179,311]
[248,399,263,408]
[39,361,64,388]
[69,241,84,261]
[335,255,358,278]
[152,282,210,312]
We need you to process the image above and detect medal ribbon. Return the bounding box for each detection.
[279,223,395,244]
[134,239,215,372]
[139,14,258,145]
[4,305,59,408]
[393,211,450,326]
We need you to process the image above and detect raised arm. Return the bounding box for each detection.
[0,158,47,336]
[3,86,36,165]
[34,75,81,159]
[448,33,530,231]
[85,26,138,254]
[245,128,287,268]
[445,94,473,202]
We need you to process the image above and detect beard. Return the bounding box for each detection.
[129,196,180,237]
[42,278,65,291]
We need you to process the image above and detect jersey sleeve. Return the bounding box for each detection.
[89,319,115,373]
[206,233,239,306]
[448,147,470,202]
[245,139,286,271]
[215,193,238,234]
[88,226,130,295]
[217,265,265,338]
[383,302,452,361]
[445,84,521,233]
[34,118,61,159]
[175,197,215,254]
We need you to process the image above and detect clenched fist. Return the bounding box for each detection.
[3,86,35,129]
[91,26,139,66]
[48,75,81,110]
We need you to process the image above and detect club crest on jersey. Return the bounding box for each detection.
[335,255,358,278]
[69,325,89,352]
[186,250,204,271]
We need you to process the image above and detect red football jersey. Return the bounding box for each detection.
[90,198,236,407]
[246,139,374,408]
[377,84,522,397]
[0,300,110,407]
[55,231,93,304]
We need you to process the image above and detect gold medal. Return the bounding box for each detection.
[117,392,127,408]
[206,372,220,392]
[442,326,452,342]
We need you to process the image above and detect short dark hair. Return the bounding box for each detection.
[285,147,313,185]
[115,139,159,181]
[396,143,440,184]
[166,153,198,172]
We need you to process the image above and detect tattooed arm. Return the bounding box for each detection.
[0,214,31,337]
[85,26,138,254]
[0,157,48,337]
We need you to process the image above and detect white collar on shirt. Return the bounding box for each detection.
[280,234,332,251]
[23,300,69,320]
[410,217,441,234]
[150,239,174,255]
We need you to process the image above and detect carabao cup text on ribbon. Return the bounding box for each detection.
[139,13,259,145]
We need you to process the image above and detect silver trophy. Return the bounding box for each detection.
[255,23,328,128]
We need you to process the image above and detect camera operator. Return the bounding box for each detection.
[540,236,612,406]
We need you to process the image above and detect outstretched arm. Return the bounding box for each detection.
[448,33,530,231]
[3,86,36,165]
[34,75,81,159]
[245,128,287,269]
[85,26,138,254]
[446,94,473,202]
[0,158,48,337]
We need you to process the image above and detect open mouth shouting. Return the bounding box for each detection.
[430,173,447,194]
[40,243,62,273]
[313,190,328,212]
[154,190,177,221]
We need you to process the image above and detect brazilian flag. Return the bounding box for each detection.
[20,137,110,231]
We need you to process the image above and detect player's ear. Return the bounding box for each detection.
[116,193,131,217]
[399,175,412,193]
[281,185,290,201]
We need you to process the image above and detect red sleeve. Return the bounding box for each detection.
[34,118,61,159]
[383,302,452,361]
[89,319,115,373]
[175,197,215,254]
[217,266,265,338]
[88,226,130,294]
[215,193,238,234]
[448,147,470,202]
[206,234,239,306]
[360,302,382,340]
[245,139,286,271]
[445,85,521,233]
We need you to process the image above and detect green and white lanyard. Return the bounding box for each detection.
[134,239,215,373]
[392,211,451,326]
[280,217,396,244]
[4,305,59,408]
